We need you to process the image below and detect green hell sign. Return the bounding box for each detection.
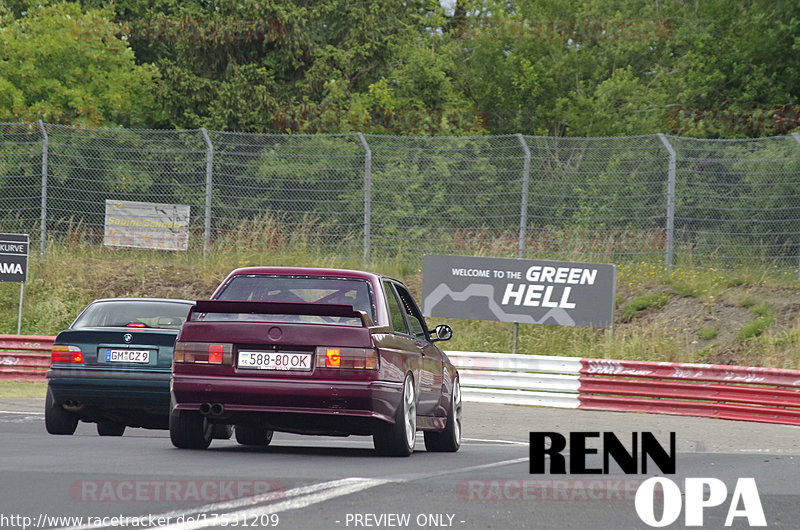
[422,254,616,328]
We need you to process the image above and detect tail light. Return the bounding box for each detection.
[315,347,378,370]
[174,342,233,365]
[51,345,84,364]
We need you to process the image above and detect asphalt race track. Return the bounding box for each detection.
[1,398,798,529]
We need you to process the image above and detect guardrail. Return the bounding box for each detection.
[446,351,581,408]
[3,338,799,427]
[0,335,54,381]
[447,351,800,426]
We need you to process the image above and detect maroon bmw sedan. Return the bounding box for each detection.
[169,267,461,456]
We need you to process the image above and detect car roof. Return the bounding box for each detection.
[224,266,386,283]
[90,297,196,305]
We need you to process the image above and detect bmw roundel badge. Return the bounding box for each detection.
[123,333,133,343]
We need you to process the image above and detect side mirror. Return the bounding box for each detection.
[432,324,453,342]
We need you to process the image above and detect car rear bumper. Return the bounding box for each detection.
[47,369,170,409]
[171,375,403,425]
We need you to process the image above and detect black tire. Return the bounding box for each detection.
[424,377,462,452]
[96,421,126,436]
[234,425,274,446]
[212,423,233,440]
[44,386,77,435]
[373,374,416,457]
[169,410,212,449]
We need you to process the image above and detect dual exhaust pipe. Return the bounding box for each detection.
[199,402,225,417]
[62,399,82,410]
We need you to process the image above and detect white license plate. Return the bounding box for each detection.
[105,349,151,363]
[238,351,312,371]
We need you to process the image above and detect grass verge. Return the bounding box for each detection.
[3,248,800,378]
[0,381,47,398]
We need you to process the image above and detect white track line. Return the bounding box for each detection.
[462,437,527,445]
[53,456,528,530]
[159,478,391,530]
[55,478,386,530]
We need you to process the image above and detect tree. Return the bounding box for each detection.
[0,2,160,127]
[447,0,800,137]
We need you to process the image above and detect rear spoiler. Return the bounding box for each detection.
[189,300,374,327]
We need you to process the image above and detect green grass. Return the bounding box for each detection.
[621,294,669,322]
[739,303,775,339]
[0,381,46,398]
[739,296,757,308]
[3,245,800,385]
[739,317,775,339]
[751,303,771,318]
[698,327,718,340]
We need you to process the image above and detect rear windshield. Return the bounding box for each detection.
[72,301,193,329]
[211,275,375,325]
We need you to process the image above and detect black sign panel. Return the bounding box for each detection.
[0,233,29,282]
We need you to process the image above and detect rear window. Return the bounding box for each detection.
[72,301,193,329]
[211,275,375,325]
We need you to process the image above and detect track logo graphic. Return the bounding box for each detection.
[530,432,766,527]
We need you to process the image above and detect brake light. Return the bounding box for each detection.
[126,323,146,328]
[326,348,341,368]
[51,345,84,364]
[315,347,378,370]
[174,342,233,365]
[208,344,224,364]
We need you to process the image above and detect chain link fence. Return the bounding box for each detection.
[2,121,800,270]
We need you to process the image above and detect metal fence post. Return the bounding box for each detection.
[791,133,800,279]
[357,133,372,266]
[37,120,48,256]
[516,134,531,260]
[513,134,531,354]
[657,133,676,267]
[200,128,213,255]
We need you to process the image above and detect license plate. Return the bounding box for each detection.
[105,349,151,363]
[238,351,312,371]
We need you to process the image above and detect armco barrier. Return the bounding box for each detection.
[3,338,800,426]
[446,351,581,408]
[578,358,800,426]
[447,351,800,426]
[0,335,54,382]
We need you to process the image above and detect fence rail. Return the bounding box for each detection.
[3,123,800,270]
[447,351,800,426]
[0,335,54,381]
[3,337,800,426]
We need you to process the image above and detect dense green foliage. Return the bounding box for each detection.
[3,1,800,270]
[0,2,159,126]
[2,0,799,137]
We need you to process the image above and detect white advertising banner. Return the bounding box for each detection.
[104,200,190,251]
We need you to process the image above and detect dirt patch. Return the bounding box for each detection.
[614,283,800,365]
